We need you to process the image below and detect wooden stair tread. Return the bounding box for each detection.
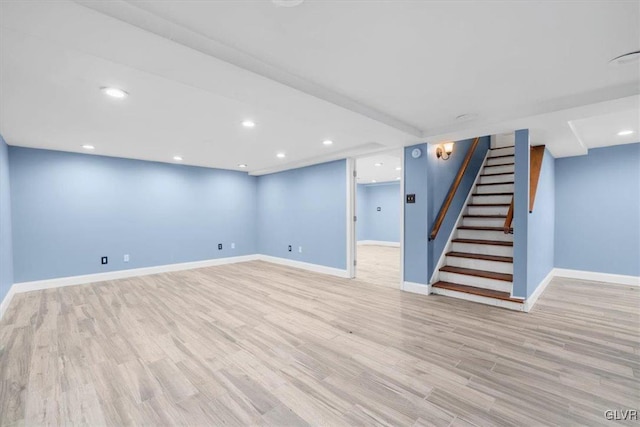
[446,251,513,263]
[467,203,511,207]
[484,163,514,167]
[432,281,523,303]
[463,214,506,218]
[488,154,515,159]
[481,172,514,177]
[452,238,513,246]
[476,182,514,186]
[458,226,510,232]
[473,192,514,196]
[439,266,513,282]
[490,146,515,150]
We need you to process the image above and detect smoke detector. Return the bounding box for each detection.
[272,0,304,7]
[455,113,478,121]
[609,50,640,65]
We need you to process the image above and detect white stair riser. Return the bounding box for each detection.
[467,206,509,216]
[486,156,515,166]
[479,173,514,184]
[439,271,512,293]
[452,242,513,257]
[446,256,513,274]
[475,183,514,194]
[431,288,524,312]
[471,194,512,204]
[463,217,506,228]
[483,164,514,174]
[458,229,513,242]
[489,147,515,157]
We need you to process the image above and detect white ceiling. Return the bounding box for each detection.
[0,1,412,173]
[424,95,640,158]
[0,0,638,173]
[570,109,639,149]
[356,153,402,184]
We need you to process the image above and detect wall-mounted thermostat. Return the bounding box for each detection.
[411,148,422,158]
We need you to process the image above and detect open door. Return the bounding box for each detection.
[346,158,357,278]
[348,152,402,288]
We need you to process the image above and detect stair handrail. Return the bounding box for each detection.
[503,145,545,234]
[429,136,481,241]
[504,197,514,234]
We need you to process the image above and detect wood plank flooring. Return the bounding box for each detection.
[354,244,401,289]
[1,260,638,426]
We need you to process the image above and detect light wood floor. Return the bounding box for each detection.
[1,260,638,426]
[354,244,400,289]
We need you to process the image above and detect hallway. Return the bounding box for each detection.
[355,244,401,289]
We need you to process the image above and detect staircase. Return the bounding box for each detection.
[431,145,525,311]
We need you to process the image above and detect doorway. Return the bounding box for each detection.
[350,151,403,289]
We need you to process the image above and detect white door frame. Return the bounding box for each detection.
[346,150,404,288]
[346,158,356,278]
[399,150,405,288]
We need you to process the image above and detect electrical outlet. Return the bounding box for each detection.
[298,246,302,253]
[288,245,292,252]
[231,242,235,249]
[124,254,130,262]
[101,256,108,265]
[218,243,223,250]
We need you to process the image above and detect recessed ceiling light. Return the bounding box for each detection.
[276,152,286,159]
[609,50,640,66]
[617,130,635,136]
[238,164,247,168]
[101,87,128,99]
[242,120,255,128]
[374,162,383,167]
[82,144,95,150]
[322,140,334,146]
[173,156,183,161]
[372,180,377,183]
[395,166,401,171]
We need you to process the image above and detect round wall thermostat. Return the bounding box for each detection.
[411,148,422,158]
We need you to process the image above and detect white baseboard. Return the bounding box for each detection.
[255,255,349,278]
[402,281,431,295]
[523,269,554,312]
[3,260,637,321]
[357,240,400,247]
[553,268,640,287]
[0,254,352,320]
[0,255,259,320]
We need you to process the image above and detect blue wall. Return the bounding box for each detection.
[356,182,400,243]
[555,143,640,276]
[526,148,555,297]
[427,137,490,279]
[403,144,429,284]
[9,147,258,282]
[356,184,367,239]
[0,135,13,302]
[512,129,530,298]
[257,160,346,270]
[5,139,637,300]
